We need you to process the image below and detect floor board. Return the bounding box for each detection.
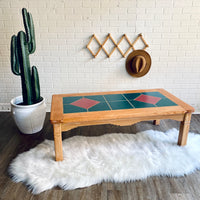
[0,112,200,200]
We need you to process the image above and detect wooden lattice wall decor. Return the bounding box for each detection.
[86,33,149,58]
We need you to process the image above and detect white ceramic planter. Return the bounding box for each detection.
[10,96,46,134]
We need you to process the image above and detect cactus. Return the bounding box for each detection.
[10,8,41,105]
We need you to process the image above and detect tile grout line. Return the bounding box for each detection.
[103,95,112,110]
[122,94,135,108]
[83,96,90,112]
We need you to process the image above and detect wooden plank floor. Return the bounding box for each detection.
[0,112,200,200]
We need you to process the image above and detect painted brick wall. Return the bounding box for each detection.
[0,0,200,112]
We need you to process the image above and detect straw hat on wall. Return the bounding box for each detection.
[125,50,151,77]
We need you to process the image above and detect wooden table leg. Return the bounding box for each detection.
[153,120,160,125]
[178,112,192,146]
[53,123,63,161]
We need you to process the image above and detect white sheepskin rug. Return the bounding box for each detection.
[9,129,200,194]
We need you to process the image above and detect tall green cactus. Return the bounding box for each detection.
[10,8,41,105]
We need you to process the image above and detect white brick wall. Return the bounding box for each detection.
[0,0,200,113]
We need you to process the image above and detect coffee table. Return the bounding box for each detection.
[50,88,194,161]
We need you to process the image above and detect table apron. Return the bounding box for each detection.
[61,113,185,132]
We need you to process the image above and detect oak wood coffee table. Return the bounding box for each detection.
[50,88,194,161]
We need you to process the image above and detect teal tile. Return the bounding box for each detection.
[104,94,126,102]
[156,98,177,107]
[142,92,166,98]
[84,95,105,102]
[63,105,86,113]
[130,100,155,108]
[88,102,111,112]
[63,96,82,104]
[109,101,133,110]
[123,93,141,100]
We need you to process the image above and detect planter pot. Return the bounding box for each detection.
[10,96,46,134]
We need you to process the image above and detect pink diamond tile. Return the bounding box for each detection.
[70,98,100,109]
[134,94,161,105]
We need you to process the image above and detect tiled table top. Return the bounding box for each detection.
[63,91,177,114]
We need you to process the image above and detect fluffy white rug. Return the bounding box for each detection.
[9,129,200,194]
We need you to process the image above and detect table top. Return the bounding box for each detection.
[62,91,177,114]
[50,88,194,124]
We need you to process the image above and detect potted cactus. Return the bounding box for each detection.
[10,8,46,134]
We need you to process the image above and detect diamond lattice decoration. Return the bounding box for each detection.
[86,33,149,58]
[86,35,102,58]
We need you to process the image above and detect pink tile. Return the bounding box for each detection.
[134,94,161,105]
[70,98,100,109]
